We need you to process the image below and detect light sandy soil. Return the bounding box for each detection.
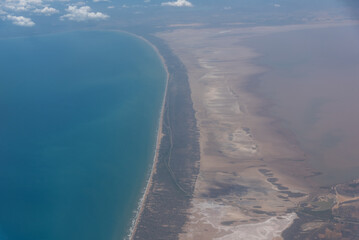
[156,21,357,240]
[158,21,359,240]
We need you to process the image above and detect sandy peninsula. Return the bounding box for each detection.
[131,19,359,240]
[128,34,170,240]
[131,34,201,239]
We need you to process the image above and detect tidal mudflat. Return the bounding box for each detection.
[244,25,359,185]
[157,21,359,239]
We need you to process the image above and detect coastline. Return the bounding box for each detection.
[127,33,170,240]
[156,21,359,240]
[130,32,200,239]
[121,21,359,239]
[128,26,310,239]
[0,30,171,240]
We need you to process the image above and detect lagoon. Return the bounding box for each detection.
[244,25,359,185]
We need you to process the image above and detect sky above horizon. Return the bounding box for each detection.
[0,0,358,33]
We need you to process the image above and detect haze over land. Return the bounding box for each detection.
[1,0,359,240]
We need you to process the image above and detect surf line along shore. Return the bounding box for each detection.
[129,32,201,240]
[126,32,169,239]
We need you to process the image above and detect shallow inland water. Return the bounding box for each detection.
[0,31,166,240]
[245,25,359,185]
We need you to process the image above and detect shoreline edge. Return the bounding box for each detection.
[126,32,170,240]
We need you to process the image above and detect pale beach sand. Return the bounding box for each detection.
[127,33,170,240]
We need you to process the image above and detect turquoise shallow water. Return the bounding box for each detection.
[0,31,166,240]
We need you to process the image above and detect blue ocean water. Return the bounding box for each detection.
[0,31,166,240]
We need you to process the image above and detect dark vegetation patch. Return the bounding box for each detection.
[267,177,278,183]
[252,209,276,216]
[284,180,359,239]
[221,221,237,226]
[202,183,248,198]
[273,183,289,190]
[258,168,271,175]
[283,210,359,240]
[252,209,266,214]
[132,34,200,240]
[349,182,359,188]
[265,177,290,190]
[337,179,359,197]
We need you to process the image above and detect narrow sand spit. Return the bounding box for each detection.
[127,32,169,240]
